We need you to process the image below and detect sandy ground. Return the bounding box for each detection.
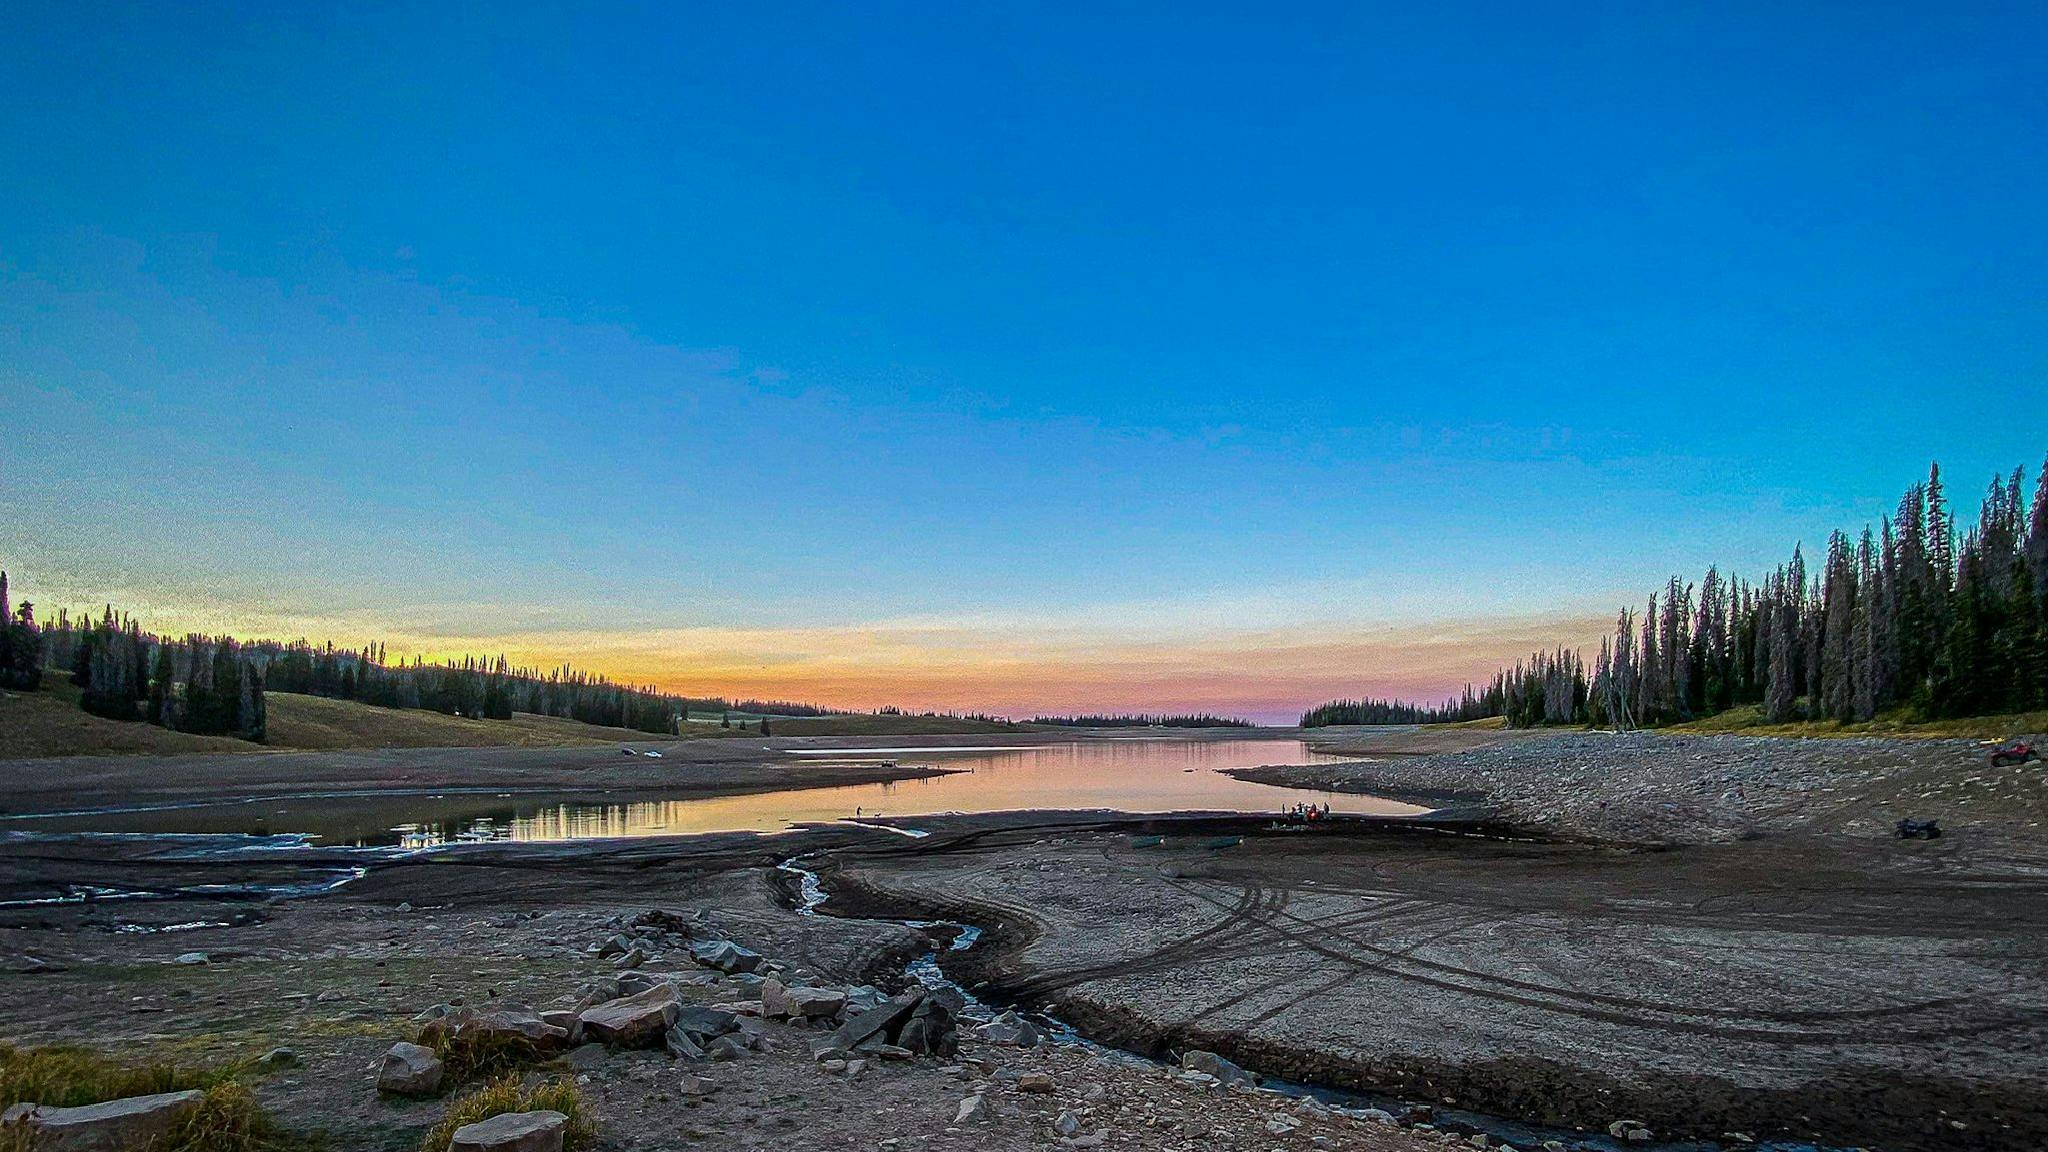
[4,727,2046,1151]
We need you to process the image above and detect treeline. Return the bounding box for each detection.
[1301,693,1497,727]
[0,572,40,691]
[1580,458,2048,727]
[6,573,855,740]
[1304,454,2048,731]
[4,591,270,741]
[1030,713,1254,728]
[871,706,1020,726]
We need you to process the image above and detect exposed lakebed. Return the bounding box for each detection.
[3,738,1424,847]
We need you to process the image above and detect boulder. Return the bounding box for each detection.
[672,1005,739,1043]
[615,972,665,997]
[788,987,847,1019]
[758,977,796,1018]
[843,985,891,1012]
[664,1028,707,1060]
[448,1109,568,1152]
[577,984,681,1048]
[1,1090,205,1151]
[896,996,957,1057]
[377,1041,445,1096]
[538,1010,582,1043]
[1017,1072,1055,1094]
[954,1094,996,1124]
[571,979,623,1013]
[1181,1050,1256,1087]
[975,1010,1042,1048]
[254,1046,300,1071]
[688,939,762,974]
[1054,1111,1083,1137]
[705,1036,748,1062]
[421,1004,570,1053]
[677,1073,716,1099]
[562,1043,608,1073]
[1607,1120,1653,1143]
[820,992,922,1054]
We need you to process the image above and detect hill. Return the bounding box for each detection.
[0,685,1024,758]
[0,686,728,759]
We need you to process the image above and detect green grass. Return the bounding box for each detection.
[419,1077,593,1152]
[0,1043,233,1107]
[0,1045,308,1151]
[415,1020,555,1088]
[1670,703,2048,740]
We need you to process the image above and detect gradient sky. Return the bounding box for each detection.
[3,3,2044,721]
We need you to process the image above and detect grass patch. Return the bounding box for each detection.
[417,1024,554,1088]
[419,1076,593,1152]
[1670,704,2048,740]
[0,1046,307,1151]
[0,1043,229,1107]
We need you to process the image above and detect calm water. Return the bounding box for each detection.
[12,738,1420,848]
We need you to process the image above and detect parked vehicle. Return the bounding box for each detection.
[1990,741,2041,767]
[1896,817,1942,840]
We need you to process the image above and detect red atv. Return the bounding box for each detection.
[1990,741,2042,767]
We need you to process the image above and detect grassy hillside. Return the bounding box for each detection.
[1670,703,2048,741]
[1,682,1021,758]
[0,685,737,759]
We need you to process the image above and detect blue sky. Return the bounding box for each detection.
[2,3,2044,719]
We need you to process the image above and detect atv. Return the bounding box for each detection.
[1990,741,2042,767]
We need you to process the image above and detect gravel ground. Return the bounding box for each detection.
[1237,729,2048,863]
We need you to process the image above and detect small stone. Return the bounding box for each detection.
[678,1073,716,1098]
[1180,1049,1256,1088]
[173,952,208,965]
[955,1094,996,1124]
[1017,1072,1056,1094]
[1054,1111,1083,1137]
[254,1046,300,1071]
[819,1058,849,1074]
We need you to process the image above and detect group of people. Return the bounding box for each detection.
[1287,802,1331,822]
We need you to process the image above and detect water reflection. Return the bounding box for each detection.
[375,739,1416,849]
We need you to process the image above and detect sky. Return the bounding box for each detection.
[2,3,2044,722]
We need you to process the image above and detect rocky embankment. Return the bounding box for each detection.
[1237,729,2048,855]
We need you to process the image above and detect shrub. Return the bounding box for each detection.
[419,1076,593,1152]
